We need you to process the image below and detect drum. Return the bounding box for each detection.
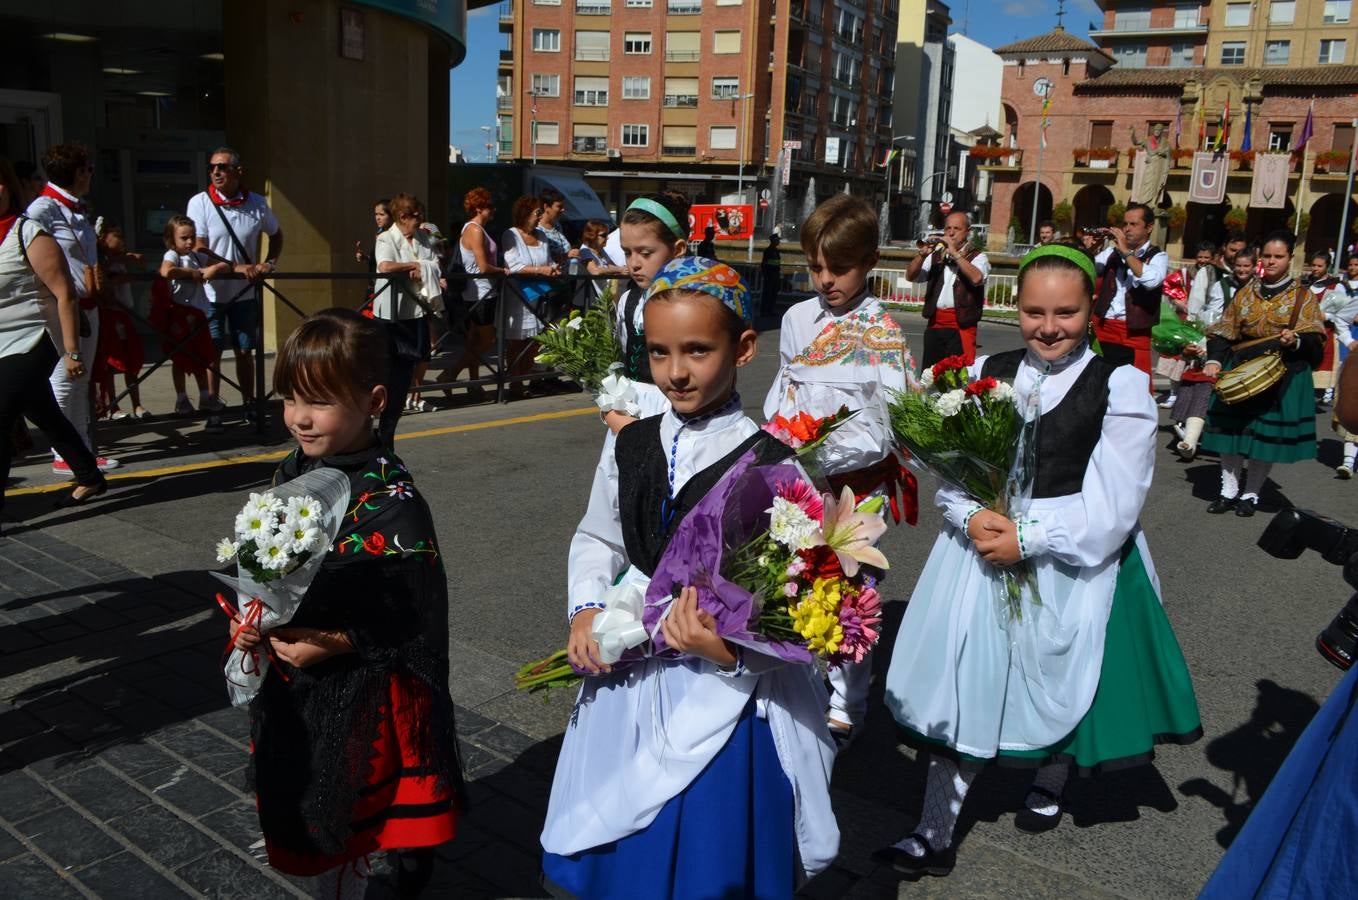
[1214,352,1285,405]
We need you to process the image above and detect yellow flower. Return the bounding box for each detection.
[790,590,844,656]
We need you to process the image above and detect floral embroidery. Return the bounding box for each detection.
[337,530,439,561]
[363,532,386,554]
[790,311,906,371]
[343,458,418,522]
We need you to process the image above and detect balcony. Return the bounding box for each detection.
[1089,18,1207,39]
[576,0,612,12]
[662,144,697,155]
[499,49,514,63]
[575,48,611,61]
[1073,148,1120,168]
[664,50,701,62]
[663,94,699,107]
[969,146,1023,169]
[573,137,608,153]
[667,0,702,12]
[499,140,515,155]
[497,94,514,110]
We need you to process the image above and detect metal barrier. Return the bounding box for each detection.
[866,268,1018,312]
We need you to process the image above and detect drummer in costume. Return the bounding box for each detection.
[1304,251,1342,408]
[1324,254,1358,477]
[598,193,691,434]
[1172,249,1244,460]
[876,244,1201,879]
[1201,230,1326,517]
[541,259,839,898]
[906,211,989,368]
[1093,202,1168,378]
[764,194,919,746]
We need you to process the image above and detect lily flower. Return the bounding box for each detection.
[816,486,889,576]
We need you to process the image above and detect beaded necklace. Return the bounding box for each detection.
[659,392,742,535]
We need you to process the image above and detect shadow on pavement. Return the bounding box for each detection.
[1179,677,1320,850]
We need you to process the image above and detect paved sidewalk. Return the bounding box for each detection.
[0,527,559,899]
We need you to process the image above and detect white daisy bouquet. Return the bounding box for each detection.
[211,467,351,706]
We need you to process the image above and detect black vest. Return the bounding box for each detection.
[981,350,1116,499]
[1095,244,1164,331]
[620,284,654,384]
[615,416,793,576]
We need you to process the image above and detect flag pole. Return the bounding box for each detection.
[1335,116,1358,273]
[1028,84,1051,245]
[1295,148,1309,242]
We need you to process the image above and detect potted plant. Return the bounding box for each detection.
[1229,149,1257,171]
[1315,150,1351,174]
[1106,202,1127,227]
[1088,147,1118,169]
[1166,205,1187,230]
[1224,206,1247,232]
[1052,200,1074,231]
[1073,147,1090,167]
[1173,148,1196,167]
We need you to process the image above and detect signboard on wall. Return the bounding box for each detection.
[825,137,841,165]
[689,204,754,241]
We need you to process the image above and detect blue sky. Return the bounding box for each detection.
[447,0,1100,157]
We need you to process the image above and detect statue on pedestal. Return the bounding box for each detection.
[1130,123,1171,206]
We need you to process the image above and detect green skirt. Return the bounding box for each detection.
[1201,366,1317,463]
[900,543,1203,776]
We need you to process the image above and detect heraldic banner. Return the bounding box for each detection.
[1250,153,1291,210]
[1189,152,1229,205]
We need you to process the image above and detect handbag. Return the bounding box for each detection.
[1213,298,1303,405]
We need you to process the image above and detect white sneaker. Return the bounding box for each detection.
[1158,394,1178,409]
[1339,462,1355,480]
[95,457,120,472]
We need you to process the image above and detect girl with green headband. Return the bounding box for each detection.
[877,242,1200,879]
[598,193,692,434]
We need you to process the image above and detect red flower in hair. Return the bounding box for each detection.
[964,376,998,397]
[362,532,386,555]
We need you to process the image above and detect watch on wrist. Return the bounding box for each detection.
[67,350,82,361]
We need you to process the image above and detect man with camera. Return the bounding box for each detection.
[1092,202,1168,376]
[907,211,989,367]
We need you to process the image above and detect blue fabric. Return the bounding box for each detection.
[542,699,795,900]
[1200,665,1358,899]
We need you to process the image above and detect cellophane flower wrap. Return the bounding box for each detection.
[888,355,1042,622]
[211,467,350,707]
[1151,297,1206,357]
[533,283,637,413]
[515,451,890,693]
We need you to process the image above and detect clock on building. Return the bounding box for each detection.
[1032,77,1053,99]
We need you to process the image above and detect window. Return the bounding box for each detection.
[1220,41,1246,65]
[532,28,561,52]
[716,0,742,5]
[572,123,607,153]
[1170,41,1195,66]
[534,0,561,5]
[574,76,609,106]
[531,73,560,96]
[623,76,651,99]
[576,0,611,12]
[535,122,561,145]
[575,30,611,61]
[665,31,700,61]
[709,126,738,150]
[1265,40,1290,64]
[1114,42,1149,67]
[1116,4,1151,29]
[1089,121,1113,148]
[662,125,697,155]
[1270,0,1295,24]
[1320,39,1348,63]
[624,32,652,54]
[1269,126,1292,151]
[713,31,741,54]
[1325,1,1352,23]
[1336,123,1356,157]
[1173,3,1199,27]
[498,74,514,109]
[711,77,741,99]
[625,0,652,6]
[663,76,699,106]
[1225,2,1250,25]
[668,0,702,12]
[622,124,650,147]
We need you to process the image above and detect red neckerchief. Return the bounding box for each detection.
[208,183,248,207]
[40,183,85,215]
[0,213,17,247]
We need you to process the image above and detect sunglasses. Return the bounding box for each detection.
[208,163,237,172]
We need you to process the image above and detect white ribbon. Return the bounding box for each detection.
[594,367,642,418]
[590,582,651,663]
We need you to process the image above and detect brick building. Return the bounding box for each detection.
[497,0,899,228]
[983,7,1358,258]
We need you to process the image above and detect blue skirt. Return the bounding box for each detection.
[541,699,795,900]
[1200,665,1358,899]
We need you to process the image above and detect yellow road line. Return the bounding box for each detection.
[7,405,598,497]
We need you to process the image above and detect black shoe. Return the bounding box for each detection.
[871,832,956,878]
[1235,496,1258,517]
[1014,786,1064,833]
[57,478,108,508]
[1206,495,1237,514]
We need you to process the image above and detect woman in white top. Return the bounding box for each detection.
[502,195,559,395]
[0,159,106,514]
[374,193,444,440]
[453,187,505,398]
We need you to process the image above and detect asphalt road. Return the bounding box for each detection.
[6,317,1355,898]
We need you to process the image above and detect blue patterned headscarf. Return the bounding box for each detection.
[643,257,751,322]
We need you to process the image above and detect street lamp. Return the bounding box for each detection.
[885,134,914,244]
[524,87,542,165]
[480,125,496,164]
[734,91,756,261]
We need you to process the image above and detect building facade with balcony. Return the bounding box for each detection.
[984,15,1358,258]
[497,0,900,232]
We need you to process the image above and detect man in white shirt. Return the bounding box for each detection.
[906,211,990,367]
[1093,202,1168,376]
[27,142,119,474]
[186,147,283,430]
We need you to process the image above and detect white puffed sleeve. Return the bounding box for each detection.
[936,484,983,531]
[1017,365,1156,567]
[566,434,627,620]
[761,312,799,420]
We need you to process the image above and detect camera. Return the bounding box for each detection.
[1258,509,1358,670]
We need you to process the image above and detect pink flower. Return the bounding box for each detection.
[782,582,800,598]
[775,477,824,521]
[816,486,889,577]
[786,559,806,577]
[761,423,801,448]
[835,586,882,665]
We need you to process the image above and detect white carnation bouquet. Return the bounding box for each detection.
[212,468,351,706]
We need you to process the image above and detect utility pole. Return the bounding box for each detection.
[736,91,755,261]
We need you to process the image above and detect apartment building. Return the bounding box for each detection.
[497,0,900,227]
